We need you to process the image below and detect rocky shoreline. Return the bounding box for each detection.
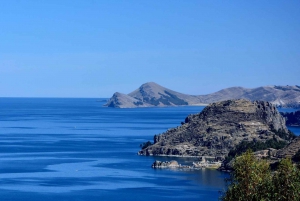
[139,100,292,158]
[139,99,299,171]
[151,158,222,170]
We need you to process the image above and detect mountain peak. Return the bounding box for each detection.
[104,83,300,108]
[138,99,292,158]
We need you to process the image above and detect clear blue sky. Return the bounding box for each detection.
[0,1,299,97]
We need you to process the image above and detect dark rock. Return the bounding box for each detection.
[152,160,179,168]
[139,99,292,159]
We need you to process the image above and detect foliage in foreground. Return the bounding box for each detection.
[221,150,300,201]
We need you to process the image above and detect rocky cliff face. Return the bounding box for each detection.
[138,99,291,159]
[104,82,300,108]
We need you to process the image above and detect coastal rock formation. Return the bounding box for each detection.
[138,99,292,159]
[151,159,221,169]
[152,160,179,168]
[280,110,300,126]
[104,82,201,108]
[104,82,300,108]
[105,92,151,108]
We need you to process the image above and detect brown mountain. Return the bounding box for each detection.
[104,82,300,108]
[138,99,294,159]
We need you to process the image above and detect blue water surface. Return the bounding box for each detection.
[0,98,228,201]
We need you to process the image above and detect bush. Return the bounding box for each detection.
[221,150,272,201]
[221,150,300,201]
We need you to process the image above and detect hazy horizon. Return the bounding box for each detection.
[1,83,300,99]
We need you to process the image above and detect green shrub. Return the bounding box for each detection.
[221,151,300,201]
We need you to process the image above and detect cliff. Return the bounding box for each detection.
[138,99,293,159]
[104,82,300,108]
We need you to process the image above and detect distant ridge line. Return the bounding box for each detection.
[104,82,300,108]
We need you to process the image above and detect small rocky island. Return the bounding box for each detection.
[139,99,298,170]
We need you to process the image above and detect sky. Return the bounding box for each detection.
[0,0,299,98]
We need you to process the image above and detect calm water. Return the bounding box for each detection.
[0,98,228,201]
[0,98,299,201]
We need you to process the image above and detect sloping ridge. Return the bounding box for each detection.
[138,99,293,159]
[104,82,201,108]
[104,82,300,108]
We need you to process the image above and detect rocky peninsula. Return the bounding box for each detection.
[139,100,296,168]
[104,82,300,108]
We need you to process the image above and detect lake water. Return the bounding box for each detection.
[0,98,228,201]
[0,98,299,201]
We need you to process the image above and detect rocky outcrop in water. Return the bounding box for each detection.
[138,99,293,159]
[104,82,300,108]
[152,160,180,168]
[151,159,221,169]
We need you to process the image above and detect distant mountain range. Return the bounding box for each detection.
[103,82,300,108]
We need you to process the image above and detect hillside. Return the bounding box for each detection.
[104,82,203,108]
[138,99,294,159]
[104,82,300,108]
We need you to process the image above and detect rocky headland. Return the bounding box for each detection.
[138,100,298,170]
[104,82,300,108]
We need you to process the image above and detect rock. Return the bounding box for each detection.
[152,160,179,168]
[104,82,300,108]
[139,99,293,159]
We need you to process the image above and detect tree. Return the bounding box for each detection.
[272,158,300,201]
[221,151,300,201]
[221,150,272,201]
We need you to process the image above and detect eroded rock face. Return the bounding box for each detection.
[152,160,179,168]
[138,99,290,159]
